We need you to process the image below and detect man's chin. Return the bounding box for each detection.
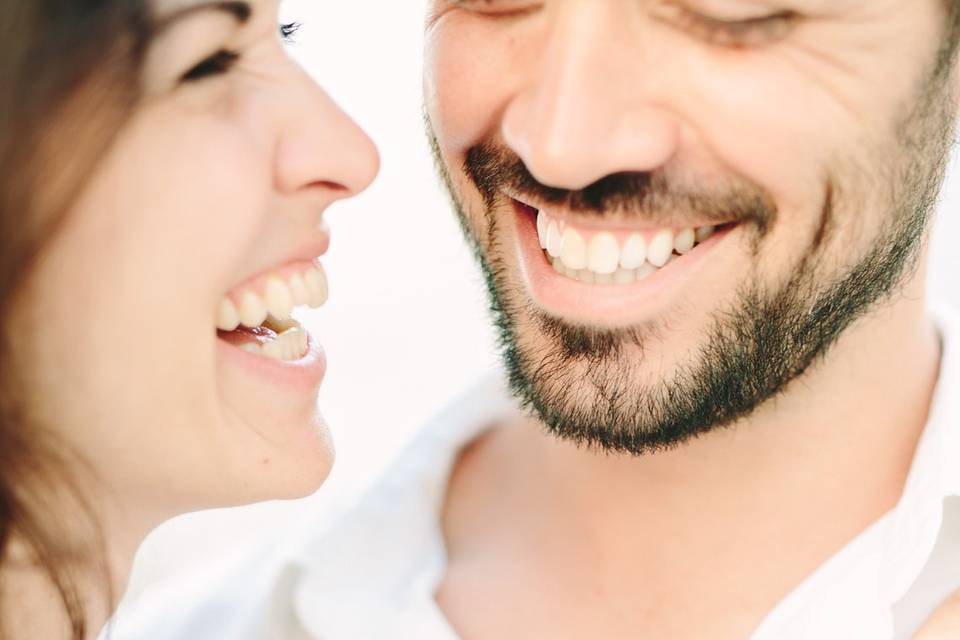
[494,300,721,456]
[486,255,809,456]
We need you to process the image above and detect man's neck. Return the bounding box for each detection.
[532,297,938,547]
[439,283,942,638]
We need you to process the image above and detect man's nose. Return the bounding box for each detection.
[501,2,680,191]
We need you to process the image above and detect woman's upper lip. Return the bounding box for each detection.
[263,232,331,274]
[290,230,331,262]
[223,232,331,296]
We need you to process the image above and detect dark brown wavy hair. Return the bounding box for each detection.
[0,1,151,638]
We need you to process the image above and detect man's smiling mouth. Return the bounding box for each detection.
[514,199,736,286]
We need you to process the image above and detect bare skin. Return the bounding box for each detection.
[438,281,939,638]
[425,0,956,637]
[3,0,377,637]
[915,591,960,639]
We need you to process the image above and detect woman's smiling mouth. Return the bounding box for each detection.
[215,259,328,362]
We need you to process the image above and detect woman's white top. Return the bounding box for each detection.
[112,307,960,640]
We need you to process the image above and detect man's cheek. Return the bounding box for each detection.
[446,166,486,237]
[427,38,514,151]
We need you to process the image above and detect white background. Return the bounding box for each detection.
[124,0,960,606]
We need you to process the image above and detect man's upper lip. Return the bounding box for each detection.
[505,191,733,232]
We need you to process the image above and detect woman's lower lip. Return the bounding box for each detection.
[510,200,737,326]
[216,331,326,392]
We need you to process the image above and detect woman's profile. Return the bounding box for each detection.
[0,1,378,638]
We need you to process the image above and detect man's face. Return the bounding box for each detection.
[424,0,958,454]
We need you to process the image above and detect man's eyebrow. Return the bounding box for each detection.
[153,1,252,34]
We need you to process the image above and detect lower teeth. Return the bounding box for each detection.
[236,317,308,362]
[549,255,666,285]
[542,223,722,285]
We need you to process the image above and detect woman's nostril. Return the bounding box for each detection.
[315,180,349,192]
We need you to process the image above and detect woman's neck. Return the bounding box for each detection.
[1,489,150,640]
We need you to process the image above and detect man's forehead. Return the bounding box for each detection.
[439,0,894,15]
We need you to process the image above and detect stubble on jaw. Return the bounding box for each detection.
[425,42,958,455]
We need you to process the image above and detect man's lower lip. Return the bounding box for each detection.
[216,332,326,392]
[510,201,737,325]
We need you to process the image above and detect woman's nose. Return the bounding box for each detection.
[273,63,380,203]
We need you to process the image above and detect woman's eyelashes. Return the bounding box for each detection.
[181,49,240,82]
[279,21,301,42]
[179,22,303,83]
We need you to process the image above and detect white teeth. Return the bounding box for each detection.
[537,212,722,285]
[216,298,240,331]
[674,228,696,255]
[236,326,308,362]
[619,233,647,269]
[550,258,569,278]
[547,260,666,286]
[303,265,328,308]
[261,340,283,360]
[536,211,548,249]
[265,314,298,332]
[560,228,588,270]
[218,263,328,332]
[288,273,310,307]
[587,232,620,275]
[613,269,637,284]
[280,327,308,361]
[265,277,294,321]
[613,268,637,285]
[637,262,657,280]
[647,229,674,267]
[546,221,563,258]
[238,291,268,328]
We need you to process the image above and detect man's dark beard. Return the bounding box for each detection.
[427,64,956,456]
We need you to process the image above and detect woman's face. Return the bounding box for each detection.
[16,0,378,512]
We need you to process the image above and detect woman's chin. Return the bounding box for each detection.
[208,406,335,506]
[270,416,336,500]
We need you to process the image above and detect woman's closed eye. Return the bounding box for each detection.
[181,49,240,82]
[180,22,303,84]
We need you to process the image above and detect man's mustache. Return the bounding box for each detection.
[463,140,778,233]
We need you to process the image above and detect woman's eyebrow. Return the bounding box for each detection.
[153,1,252,35]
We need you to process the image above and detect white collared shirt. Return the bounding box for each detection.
[114,307,960,640]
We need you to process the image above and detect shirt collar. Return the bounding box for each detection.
[753,305,960,638]
[288,308,960,640]
[288,375,514,637]
[881,305,960,596]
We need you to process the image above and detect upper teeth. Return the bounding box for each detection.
[216,263,328,331]
[536,211,716,284]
